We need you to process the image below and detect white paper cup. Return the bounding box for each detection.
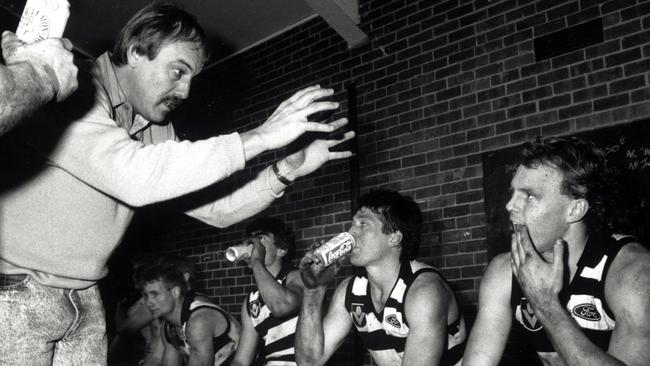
[16,0,70,43]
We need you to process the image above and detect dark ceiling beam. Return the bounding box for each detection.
[303,0,368,49]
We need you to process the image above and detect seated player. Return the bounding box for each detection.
[296,189,467,366]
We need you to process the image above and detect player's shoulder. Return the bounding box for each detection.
[186,305,228,340]
[334,275,355,293]
[188,298,226,322]
[484,252,512,282]
[409,265,447,293]
[607,241,650,302]
[406,267,452,306]
[473,252,512,302]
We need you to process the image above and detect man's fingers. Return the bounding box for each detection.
[277,85,320,111]
[273,86,322,114]
[302,249,322,264]
[310,239,325,251]
[326,130,355,147]
[327,117,348,130]
[517,225,536,255]
[1,30,16,44]
[510,255,518,277]
[510,229,522,266]
[293,86,333,107]
[299,255,314,270]
[301,101,340,118]
[327,151,353,161]
[301,121,339,134]
[284,85,322,104]
[330,260,342,273]
[516,230,528,261]
[552,239,565,273]
[1,31,21,56]
[61,38,73,51]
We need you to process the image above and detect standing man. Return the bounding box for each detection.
[230,216,303,366]
[140,263,239,366]
[462,136,650,366]
[0,3,353,365]
[295,190,467,366]
[0,30,77,135]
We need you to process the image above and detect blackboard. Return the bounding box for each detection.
[482,119,650,259]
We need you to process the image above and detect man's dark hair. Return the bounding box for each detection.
[138,263,190,294]
[357,190,422,262]
[246,216,296,264]
[133,254,196,290]
[518,136,613,233]
[111,2,209,67]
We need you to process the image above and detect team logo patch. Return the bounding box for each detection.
[351,303,366,328]
[518,298,542,331]
[249,299,261,318]
[385,314,401,328]
[572,303,602,322]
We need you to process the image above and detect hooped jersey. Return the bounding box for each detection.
[163,291,240,366]
[344,260,466,366]
[247,265,298,365]
[511,234,635,352]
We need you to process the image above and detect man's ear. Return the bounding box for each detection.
[126,44,142,67]
[277,247,288,258]
[567,198,589,223]
[171,286,182,298]
[390,231,403,247]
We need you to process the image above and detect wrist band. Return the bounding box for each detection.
[272,163,294,186]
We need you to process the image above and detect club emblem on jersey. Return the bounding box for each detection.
[351,303,366,327]
[572,303,602,322]
[385,314,401,329]
[250,299,261,318]
[518,298,542,331]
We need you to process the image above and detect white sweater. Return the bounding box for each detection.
[0,53,281,289]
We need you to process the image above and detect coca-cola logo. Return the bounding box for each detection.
[326,242,352,262]
[572,303,601,321]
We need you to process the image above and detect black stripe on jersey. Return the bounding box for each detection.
[263,334,295,356]
[254,314,296,338]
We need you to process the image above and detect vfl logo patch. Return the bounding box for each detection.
[385,314,401,328]
[351,303,366,328]
[572,303,602,322]
[249,299,261,318]
[518,298,542,331]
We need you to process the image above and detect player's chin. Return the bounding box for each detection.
[349,254,363,267]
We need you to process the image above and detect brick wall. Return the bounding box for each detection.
[118,0,650,364]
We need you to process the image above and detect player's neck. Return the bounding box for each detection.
[267,260,283,278]
[165,298,184,326]
[561,224,589,281]
[365,259,401,313]
[365,255,401,292]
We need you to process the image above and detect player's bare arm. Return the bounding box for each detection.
[401,273,450,366]
[463,253,513,366]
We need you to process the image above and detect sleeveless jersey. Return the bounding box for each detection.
[344,260,466,366]
[511,234,635,352]
[247,265,299,366]
[163,291,240,366]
